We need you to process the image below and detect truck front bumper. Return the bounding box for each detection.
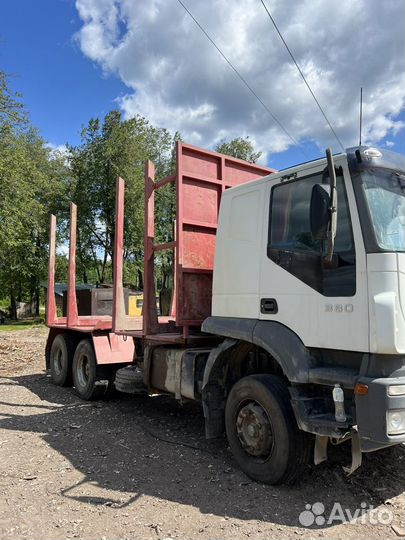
[356,375,405,451]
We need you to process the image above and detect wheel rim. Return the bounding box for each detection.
[53,347,63,376]
[236,401,273,458]
[76,354,90,388]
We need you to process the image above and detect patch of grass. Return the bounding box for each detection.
[0,319,45,332]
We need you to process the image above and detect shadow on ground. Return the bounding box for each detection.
[1,372,404,529]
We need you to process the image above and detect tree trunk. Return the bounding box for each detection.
[17,282,22,303]
[77,233,88,284]
[100,249,108,283]
[34,285,40,317]
[137,269,143,291]
[10,291,17,320]
[91,247,102,283]
[29,272,36,315]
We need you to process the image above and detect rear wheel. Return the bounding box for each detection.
[72,339,107,400]
[49,333,76,386]
[225,374,312,485]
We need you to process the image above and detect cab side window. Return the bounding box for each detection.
[268,172,356,296]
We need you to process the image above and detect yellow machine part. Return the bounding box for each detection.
[128,294,143,317]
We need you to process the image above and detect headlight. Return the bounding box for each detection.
[388,385,405,396]
[387,410,405,435]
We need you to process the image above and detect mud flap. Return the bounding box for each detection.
[314,435,329,465]
[342,426,362,475]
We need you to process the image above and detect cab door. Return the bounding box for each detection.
[259,156,369,352]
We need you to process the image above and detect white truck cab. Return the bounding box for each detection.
[203,146,405,481]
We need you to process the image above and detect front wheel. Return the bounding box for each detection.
[72,339,108,400]
[225,374,312,485]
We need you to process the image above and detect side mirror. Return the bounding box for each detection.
[310,184,331,240]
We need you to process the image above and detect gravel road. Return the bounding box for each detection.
[0,327,404,539]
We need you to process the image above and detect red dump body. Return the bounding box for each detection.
[46,142,274,355]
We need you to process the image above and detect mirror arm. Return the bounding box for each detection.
[324,148,338,263]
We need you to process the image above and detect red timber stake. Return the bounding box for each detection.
[170,217,177,320]
[67,202,79,326]
[143,160,159,335]
[112,177,126,332]
[46,214,57,325]
[175,141,187,337]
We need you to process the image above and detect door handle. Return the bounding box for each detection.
[260,298,278,314]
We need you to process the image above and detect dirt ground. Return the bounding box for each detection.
[1,327,405,540]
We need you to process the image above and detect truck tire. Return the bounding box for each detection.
[114,365,148,395]
[225,374,312,485]
[72,339,107,401]
[49,333,76,386]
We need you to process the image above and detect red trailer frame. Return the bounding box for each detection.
[46,142,274,358]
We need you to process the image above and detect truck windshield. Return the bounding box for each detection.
[363,168,405,251]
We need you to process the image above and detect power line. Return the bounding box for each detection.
[176,0,307,156]
[259,0,345,152]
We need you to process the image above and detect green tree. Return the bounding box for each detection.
[0,71,25,126]
[68,111,179,288]
[215,136,262,163]
[0,72,70,318]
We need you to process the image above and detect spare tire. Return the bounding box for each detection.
[114,365,148,395]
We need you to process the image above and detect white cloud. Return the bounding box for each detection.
[56,244,69,257]
[74,0,405,160]
[45,142,68,157]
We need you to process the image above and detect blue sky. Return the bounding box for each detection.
[0,0,126,147]
[1,0,404,171]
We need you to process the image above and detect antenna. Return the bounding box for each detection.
[359,87,363,146]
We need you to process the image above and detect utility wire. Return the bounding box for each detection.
[176,0,307,156]
[259,0,345,152]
